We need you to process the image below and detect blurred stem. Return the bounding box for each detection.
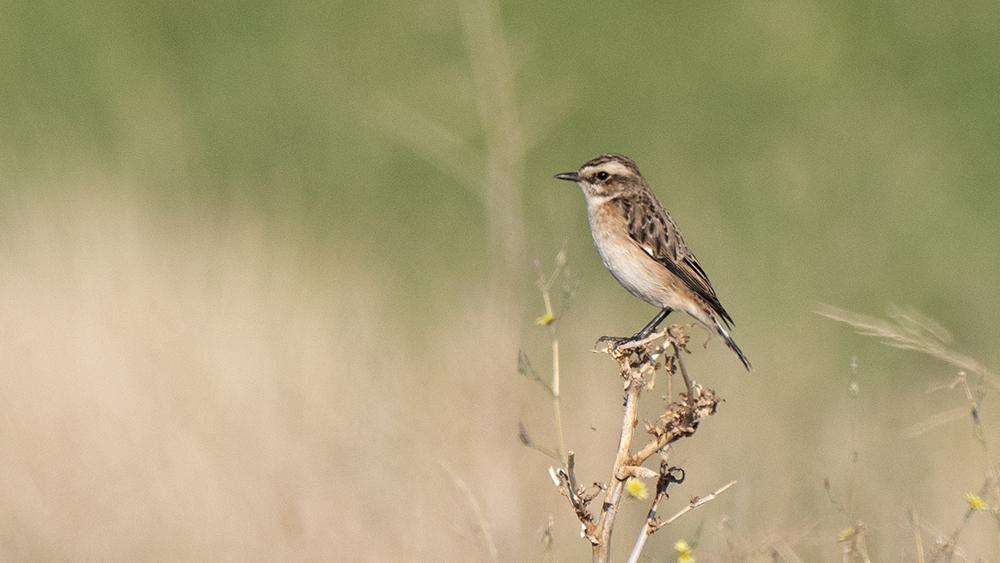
[912,512,926,563]
[366,0,532,294]
[439,460,501,563]
[928,476,992,562]
[551,336,566,466]
[457,0,526,278]
[847,356,859,522]
[537,256,568,466]
[956,371,1000,524]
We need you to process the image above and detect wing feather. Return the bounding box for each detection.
[621,193,735,327]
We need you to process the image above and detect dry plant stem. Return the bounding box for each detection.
[536,254,569,465]
[631,386,719,463]
[822,306,1000,560]
[843,522,873,563]
[625,450,674,563]
[439,460,500,563]
[625,495,660,563]
[773,541,807,563]
[551,336,567,465]
[550,326,721,562]
[661,480,737,526]
[457,0,527,273]
[928,476,992,562]
[912,512,926,563]
[587,326,721,563]
[564,453,597,536]
[956,371,1000,505]
[368,0,551,290]
[591,373,644,562]
[669,335,695,405]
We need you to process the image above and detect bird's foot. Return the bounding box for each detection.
[594,334,633,350]
[596,333,660,364]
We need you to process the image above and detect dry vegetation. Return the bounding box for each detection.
[0,186,402,560]
[4,0,1000,559]
[2,186,999,562]
[521,254,735,562]
[818,305,1000,563]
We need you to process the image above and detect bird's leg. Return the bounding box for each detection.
[596,308,673,350]
[636,308,672,339]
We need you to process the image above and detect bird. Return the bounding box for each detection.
[555,153,751,370]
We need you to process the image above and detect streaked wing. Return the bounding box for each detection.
[621,192,735,327]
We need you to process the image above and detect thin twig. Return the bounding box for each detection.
[955,372,1000,508]
[912,511,926,563]
[551,336,567,465]
[631,386,719,464]
[661,480,737,526]
[670,335,695,405]
[518,422,560,461]
[550,452,600,542]
[773,541,807,563]
[625,513,654,563]
[439,460,500,563]
[626,450,677,563]
[534,248,570,466]
[927,476,991,562]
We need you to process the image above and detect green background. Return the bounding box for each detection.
[2,0,999,560]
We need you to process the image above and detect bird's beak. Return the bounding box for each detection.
[554,172,581,182]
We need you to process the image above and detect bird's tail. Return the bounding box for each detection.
[713,320,752,371]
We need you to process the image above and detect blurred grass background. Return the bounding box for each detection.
[2,0,1000,560]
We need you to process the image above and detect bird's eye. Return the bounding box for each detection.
[596,171,610,181]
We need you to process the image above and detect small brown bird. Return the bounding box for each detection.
[556,154,751,370]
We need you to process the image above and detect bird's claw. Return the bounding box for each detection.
[595,334,634,351]
[596,334,624,345]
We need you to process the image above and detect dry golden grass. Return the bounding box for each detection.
[0,184,461,560]
[0,186,377,559]
[1,184,998,562]
[0,179,579,561]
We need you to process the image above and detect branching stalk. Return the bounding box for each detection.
[533,249,570,466]
[547,325,726,563]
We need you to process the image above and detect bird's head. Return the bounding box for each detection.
[554,153,646,200]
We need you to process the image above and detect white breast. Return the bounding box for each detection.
[586,200,682,311]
